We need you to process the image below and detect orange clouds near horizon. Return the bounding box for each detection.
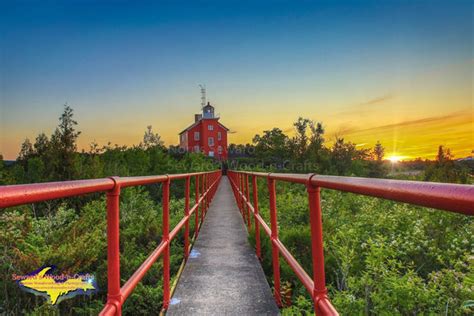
[326,110,473,160]
[1,89,472,161]
[1,108,472,161]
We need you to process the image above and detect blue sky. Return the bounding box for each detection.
[1,0,472,159]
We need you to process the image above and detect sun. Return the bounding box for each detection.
[388,155,403,163]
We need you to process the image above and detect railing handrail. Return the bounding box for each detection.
[0,170,223,316]
[227,170,473,316]
[235,171,474,215]
[0,171,214,209]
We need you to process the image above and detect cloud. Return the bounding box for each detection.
[327,109,473,159]
[334,93,395,117]
[332,125,358,137]
[358,94,394,107]
[348,110,471,134]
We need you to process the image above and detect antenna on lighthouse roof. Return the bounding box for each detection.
[199,84,206,109]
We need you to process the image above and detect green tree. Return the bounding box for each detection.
[0,154,8,185]
[330,138,358,175]
[368,141,387,178]
[26,157,46,183]
[49,104,81,180]
[437,145,452,163]
[33,133,50,156]
[18,138,34,162]
[306,121,329,172]
[309,121,325,149]
[291,117,310,158]
[142,125,164,149]
[424,145,468,183]
[373,141,384,162]
[252,128,290,163]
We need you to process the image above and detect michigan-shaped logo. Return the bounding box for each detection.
[13,266,97,305]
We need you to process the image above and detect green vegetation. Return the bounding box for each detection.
[0,107,472,315]
[244,181,473,315]
[1,105,216,315]
[231,117,472,314]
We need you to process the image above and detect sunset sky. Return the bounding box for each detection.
[1,0,472,160]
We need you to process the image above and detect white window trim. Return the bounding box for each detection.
[194,131,200,141]
[208,137,214,146]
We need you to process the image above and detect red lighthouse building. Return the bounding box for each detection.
[179,102,229,160]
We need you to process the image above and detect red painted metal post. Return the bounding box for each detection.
[232,173,238,201]
[203,173,206,214]
[236,173,241,210]
[245,174,251,229]
[201,174,205,222]
[252,175,261,260]
[241,174,246,223]
[237,173,242,212]
[307,181,336,315]
[195,175,199,238]
[212,172,217,198]
[205,173,209,211]
[106,179,122,315]
[184,176,191,260]
[229,172,234,198]
[162,177,171,309]
[268,177,282,306]
[212,173,216,197]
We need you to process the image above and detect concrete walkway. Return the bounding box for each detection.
[167,176,279,315]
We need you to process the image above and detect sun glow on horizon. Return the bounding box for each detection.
[388,155,406,163]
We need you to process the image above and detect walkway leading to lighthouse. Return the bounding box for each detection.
[2,170,472,316]
[167,176,279,315]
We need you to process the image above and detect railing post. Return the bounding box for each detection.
[206,173,210,211]
[252,175,261,260]
[268,177,282,307]
[195,175,200,238]
[236,173,239,207]
[245,174,251,229]
[162,177,171,309]
[234,174,238,201]
[201,174,205,222]
[212,172,217,198]
[106,177,122,315]
[213,172,217,197]
[307,178,329,314]
[184,176,190,260]
[240,174,246,222]
[237,173,242,212]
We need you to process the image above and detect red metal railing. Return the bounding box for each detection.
[0,170,222,315]
[227,170,474,316]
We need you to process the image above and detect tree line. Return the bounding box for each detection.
[228,117,470,183]
[2,106,471,186]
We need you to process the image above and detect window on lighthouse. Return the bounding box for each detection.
[208,137,214,146]
[208,125,213,131]
[218,132,222,141]
[194,132,200,141]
